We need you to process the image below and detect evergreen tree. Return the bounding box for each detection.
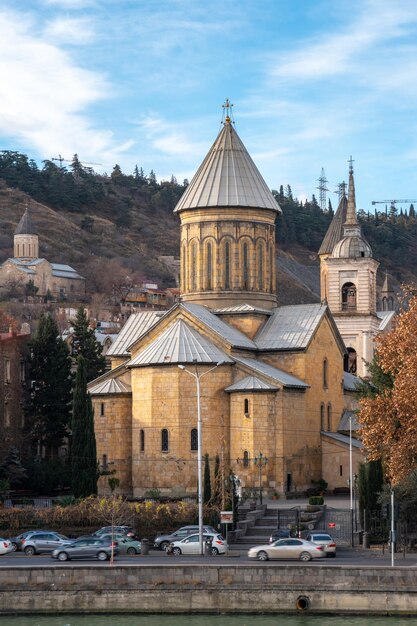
[203,453,211,503]
[72,307,105,383]
[71,355,97,498]
[148,170,157,185]
[28,313,73,454]
[410,204,415,218]
[0,446,27,486]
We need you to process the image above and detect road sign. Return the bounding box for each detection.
[328,522,336,528]
[308,523,314,530]
[220,511,233,524]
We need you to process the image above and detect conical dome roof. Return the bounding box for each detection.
[15,207,37,235]
[318,194,347,256]
[174,121,281,213]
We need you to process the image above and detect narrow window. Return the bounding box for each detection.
[191,242,197,291]
[206,242,212,290]
[339,465,343,477]
[182,244,187,291]
[342,282,357,311]
[327,404,332,431]
[161,428,169,452]
[140,429,145,452]
[191,428,198,451]
[243,451,249,467]
[102,454,108,470]
[320,403,325,431]
[4,359,10,384]
[20,360,25,382]
[244,398,249,416]
[225,241,231,289]
[323,359,328,388]
[258,244,264,290]
[243,242,249,289]
[100,402,105,416]
[4,403,10,427]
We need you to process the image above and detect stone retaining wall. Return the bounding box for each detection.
[1,564,417,614]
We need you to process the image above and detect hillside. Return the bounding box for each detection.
[0,152,416,305]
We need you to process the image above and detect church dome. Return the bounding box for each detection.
[332,235,372,259]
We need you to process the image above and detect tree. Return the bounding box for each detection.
[28,313,73,454]
[212,454,221,506]
[358,289,417,483]
[71,355,97,498]
[72,307,105,383]
[203,453,211,503]
[0,446,27,486]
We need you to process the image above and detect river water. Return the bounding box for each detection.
[1,616,417,626]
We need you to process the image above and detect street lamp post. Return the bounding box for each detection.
[254,452,268,505]
[349,414,354,547]
[178,360,224,556]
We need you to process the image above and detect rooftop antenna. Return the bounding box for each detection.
[221,98,235,126]
[317,167,329,211]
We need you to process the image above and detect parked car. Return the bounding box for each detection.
[51,538,118,561]
[269,529,292,544]
[0,538,13,556]
[21,532,70,555]
[305,531,337,557]
[170,533,227,556]
[93,526,136,539]
[154,525,216,550]
[98,533,141,555]
[9,530,50,552]
[248,538,326,561]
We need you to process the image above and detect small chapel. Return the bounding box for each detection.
[89,104,390,498]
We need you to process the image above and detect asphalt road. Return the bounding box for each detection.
[0,548,415,567]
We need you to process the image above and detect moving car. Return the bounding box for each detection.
[269,529,292,543]
[170,533,227,556]
[0,538,13,556]
[305,531,337,557]
[248,538,326,561]
[21,532,70,555]
[51,538,118,561]
[99,533,141,555]
[154,525,216,550]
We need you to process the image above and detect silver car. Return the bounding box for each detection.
[51,538,119,561]
[248,538,326,561]
[154,525,216,550]
[305,531,337,557]
[21,532,70,555]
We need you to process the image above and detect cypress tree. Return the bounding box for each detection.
[72,307,106,383]
[203,453,211,504]
[71,355,97,498]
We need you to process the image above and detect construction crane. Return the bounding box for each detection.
[52,154,102,168]
[372,199,417,207]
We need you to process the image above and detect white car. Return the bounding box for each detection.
[305,532,337,557]
[0,538,13,556]
[248,538,326,561]
[170,533,227,556]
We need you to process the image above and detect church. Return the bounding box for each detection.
[89,106,389,498]
[0,207,85,299]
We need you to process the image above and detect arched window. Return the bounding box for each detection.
[191,242,197,291]
[206,242,212,290]
[323,358,328,388]
[342,282,357,311]
[327,404,332,431]
[224,241,231,289]
[243,451,249,467]
[382,296,387,311]
[244,398,249,416]
[102,454,108,469]
[320,403,325,431]
[243,242,249,289]
[140,429,145,452]
[388,296,394,311]
[346,348,357,374]
[191,428,198,451]
[182,244,187,291]
[258,243,264,290]
[161,429,169,452]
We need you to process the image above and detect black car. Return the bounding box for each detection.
[269,529,293,544]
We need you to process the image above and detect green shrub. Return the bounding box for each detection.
[308,496,324,506]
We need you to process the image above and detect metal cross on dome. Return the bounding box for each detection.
[222,98,235,125]
[348,155,355,174]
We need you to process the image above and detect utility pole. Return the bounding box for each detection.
[254,452,268,505]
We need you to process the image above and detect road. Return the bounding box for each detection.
[0,547,416,567]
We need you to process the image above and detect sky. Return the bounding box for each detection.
[2,0,417,212]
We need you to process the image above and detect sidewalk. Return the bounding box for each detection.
[259,494,351,510]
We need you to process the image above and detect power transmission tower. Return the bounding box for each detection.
[334,181,347,204]
[317,168,329,211]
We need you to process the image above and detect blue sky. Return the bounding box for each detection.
[2,0,417,212]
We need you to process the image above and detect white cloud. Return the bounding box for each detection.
[43,17,96,44]
[41,0,96,8]
[135,115,207,158]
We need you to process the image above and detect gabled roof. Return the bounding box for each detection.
[225,375,278,392]
[343,372,360,392]
[377,310,396,331]
[50,263,84,280]
[89,378,131,395]
[213,303,272,315]
[129,319,233,367]
[318,194,347,256]
[107,311,166,357]
[234,356,308,389]
[15,207,37,235]
[182,303,257,350]
[322,431,363,449]
[255,303,332,351]
[337,409,360,432]
[174,121,281,213]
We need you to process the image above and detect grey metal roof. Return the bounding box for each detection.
[234,356,309,389]
[343,372,360,392]
[89,378,131,395]
[27,258,47,266]
[129,319,233,367]
[182,303,257,350]
[255,303,327,351]
[174,121,281,213]
[318,195,347,256]
[322,431,362,449]
[225,375,278,392]
[377,310,396,331]
[15,208,37,235]
[332,235,372,259]
[107,311,165,356]
[213,303,272,315]
[337,409,360,432]
[50,263,84,280]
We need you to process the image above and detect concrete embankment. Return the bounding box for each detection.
[1,564,417,614]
